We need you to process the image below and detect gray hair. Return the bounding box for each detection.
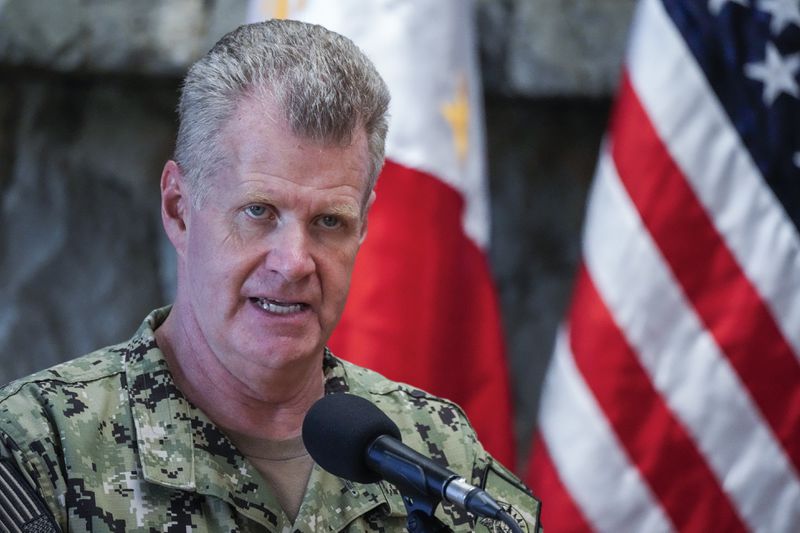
[174,19,390,206]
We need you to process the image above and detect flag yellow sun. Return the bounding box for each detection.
[441,75,470,163]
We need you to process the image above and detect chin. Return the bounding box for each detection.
[240,337,322,367]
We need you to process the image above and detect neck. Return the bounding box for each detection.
[155,303,325,441]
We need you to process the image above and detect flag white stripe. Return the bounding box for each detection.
[586,149,800,533]
[627,0,800,359]
[539,327,674,533]
[288,0,490,249]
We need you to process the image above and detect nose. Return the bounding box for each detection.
[264,222,316,283]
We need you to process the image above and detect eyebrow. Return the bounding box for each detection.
[327,203,361,221]
[239,189,276,205]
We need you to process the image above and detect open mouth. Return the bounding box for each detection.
[250,297,309,315]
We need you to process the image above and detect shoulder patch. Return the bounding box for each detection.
[0,458,61,532]
[475,462,541,533]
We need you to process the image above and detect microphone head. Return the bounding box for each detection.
[302,393,402,483]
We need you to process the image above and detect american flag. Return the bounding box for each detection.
[527,0,800,531]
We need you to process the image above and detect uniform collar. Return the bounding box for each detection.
[123,306,195,489]
[123,307,403,531]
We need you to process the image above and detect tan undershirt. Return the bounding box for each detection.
[225,430,314,523]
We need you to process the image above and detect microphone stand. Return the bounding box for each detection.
[399,489,453,533]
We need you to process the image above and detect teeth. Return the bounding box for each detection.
[255,298,304,315]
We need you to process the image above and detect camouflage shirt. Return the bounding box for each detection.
[0,308,540,532]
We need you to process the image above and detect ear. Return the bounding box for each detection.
[358,190,377,245]
[161,160,190,257]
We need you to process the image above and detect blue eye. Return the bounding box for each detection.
[245,205,269,218]
[319,215,341,228]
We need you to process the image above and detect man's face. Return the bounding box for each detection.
[172,96,372,374]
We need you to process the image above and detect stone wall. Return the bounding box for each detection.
[0,73,176,378]
[0,0,635,469]
[478,0,636,96]
[485,96,610,456]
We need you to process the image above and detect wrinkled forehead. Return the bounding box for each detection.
[213,94,374,206]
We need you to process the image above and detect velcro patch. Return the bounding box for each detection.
[475,462,541,533]
[0,459,60,532]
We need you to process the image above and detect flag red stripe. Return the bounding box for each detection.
[611,74,800,474]
[582,147,800,530]
[329,160,515,467]
[627,0,800,360]
[569,264,747,532]
[527,432,593,533]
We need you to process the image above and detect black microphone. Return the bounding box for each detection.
[301,393,509,522]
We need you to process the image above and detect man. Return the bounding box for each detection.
[0,20,540,531]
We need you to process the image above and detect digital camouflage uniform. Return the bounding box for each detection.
[0,308,541,532]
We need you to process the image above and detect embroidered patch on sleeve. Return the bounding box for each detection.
[475,462,541,533]
[0,459,60,533]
